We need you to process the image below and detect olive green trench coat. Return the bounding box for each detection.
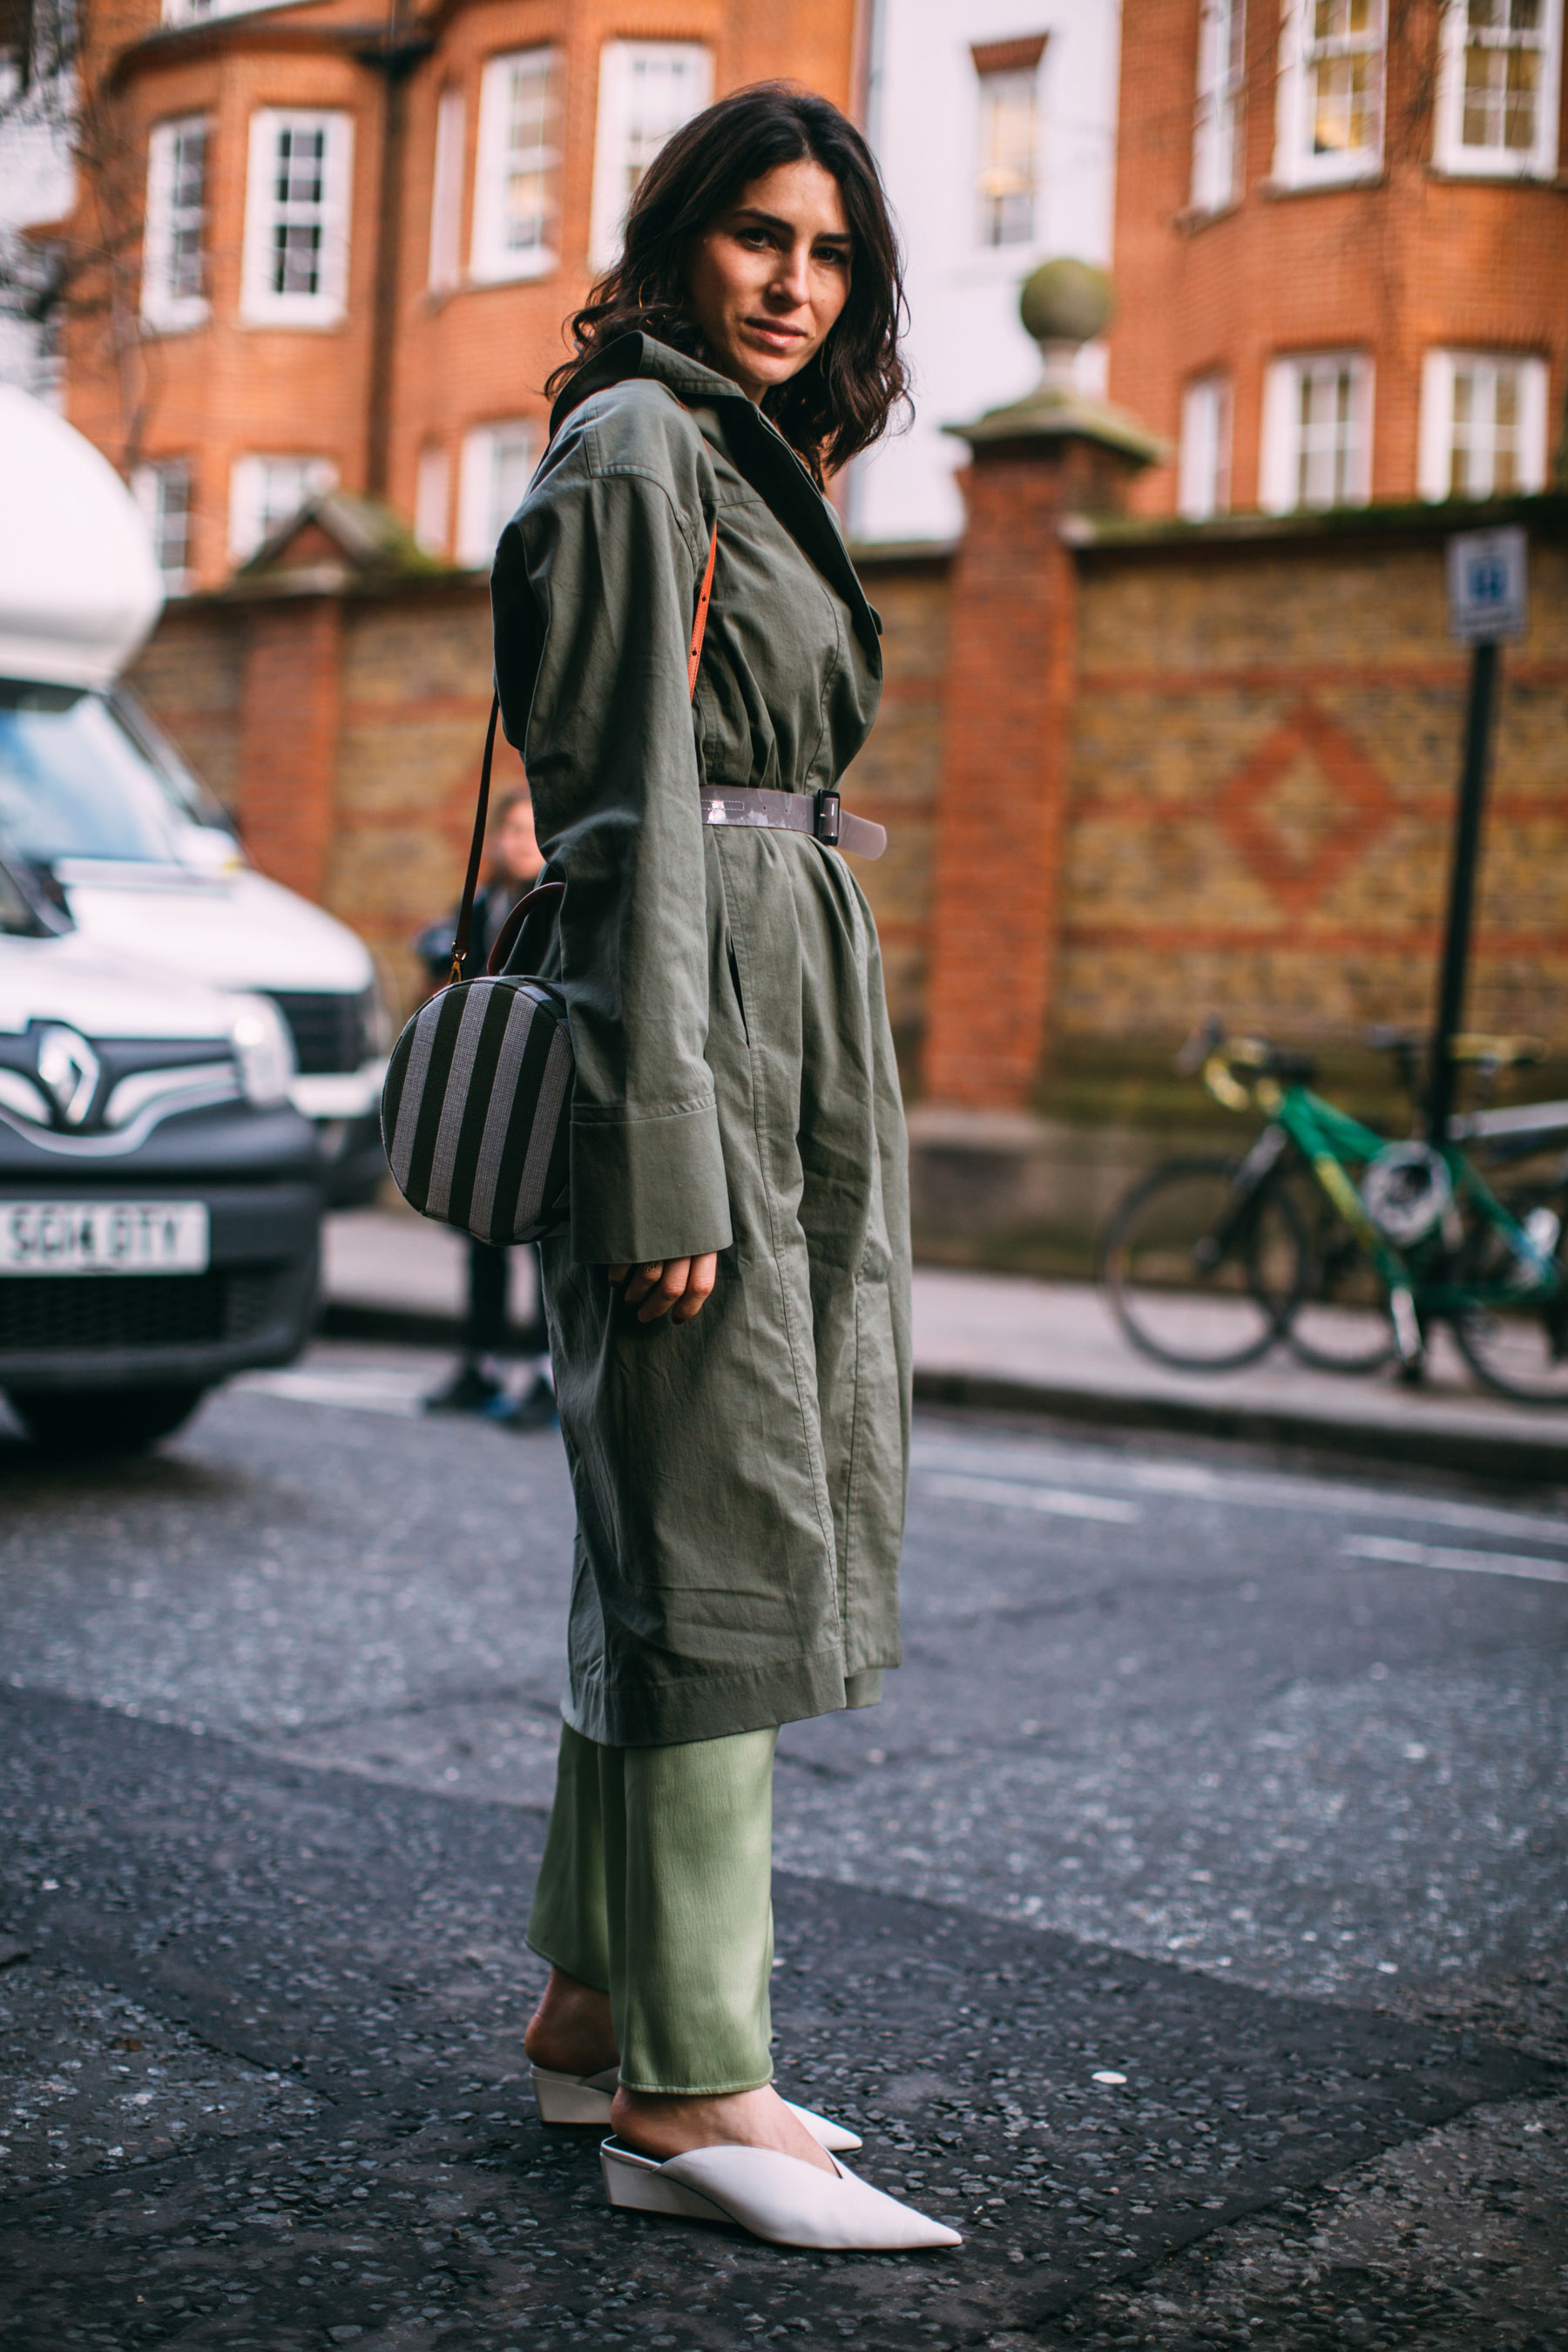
[490,335,909,1748]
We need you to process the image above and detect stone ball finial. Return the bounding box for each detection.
[1019,258,1115,350]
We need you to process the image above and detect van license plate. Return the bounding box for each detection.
[2,1202,210,1275]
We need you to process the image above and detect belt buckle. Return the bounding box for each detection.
[813,789,841,848]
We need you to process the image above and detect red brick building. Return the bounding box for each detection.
[1108,0,1567,520]
[58,0,860,591]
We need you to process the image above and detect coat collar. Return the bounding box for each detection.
[551,334,881,671]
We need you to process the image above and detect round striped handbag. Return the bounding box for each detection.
[380,515,718,1247]
[380,697,573,1245]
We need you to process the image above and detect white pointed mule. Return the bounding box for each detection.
[599,2136,962,2251]
[530,2065,862,2153]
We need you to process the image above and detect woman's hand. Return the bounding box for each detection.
[608,1255,719,1325]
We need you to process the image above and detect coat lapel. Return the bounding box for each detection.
[551,334,882,673]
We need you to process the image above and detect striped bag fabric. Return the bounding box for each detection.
[380,514,718,1246]
[382,965,573,1244]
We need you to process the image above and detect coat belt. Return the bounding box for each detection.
[699,785,887,861]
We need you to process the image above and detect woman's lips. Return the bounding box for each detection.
[744,319,807,350]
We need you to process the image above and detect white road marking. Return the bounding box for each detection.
[234,1370,425,1417]
[919,1471,1142,1524]
[1342,1534,1568,1585]
[911,1437,1568,1549]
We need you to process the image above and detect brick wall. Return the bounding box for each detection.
[128,497,1568,1082]
[1061,513,1568,1053]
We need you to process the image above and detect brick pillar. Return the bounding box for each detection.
[235,594,343,903]
[920,258,1159,1112]
[921,429,1152,1110]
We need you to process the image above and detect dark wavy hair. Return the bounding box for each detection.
[546,83,909,480]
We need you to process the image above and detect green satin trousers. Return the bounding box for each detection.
[525,1720,777,2097]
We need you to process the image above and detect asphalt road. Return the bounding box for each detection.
[1,1342,1564,2351]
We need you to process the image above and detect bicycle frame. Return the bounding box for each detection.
[1206,1051,1564,1362]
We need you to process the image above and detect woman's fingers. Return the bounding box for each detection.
[670,1253,719,1323]
[634,1260,691,1321]
[611,1254,720,1322]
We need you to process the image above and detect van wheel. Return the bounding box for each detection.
[8,1385,207,1456]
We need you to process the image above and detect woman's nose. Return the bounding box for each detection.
[769,242,812,307]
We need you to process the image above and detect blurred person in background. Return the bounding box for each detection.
[415,788,554,1427]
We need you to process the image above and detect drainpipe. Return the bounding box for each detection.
[359,3,433,502]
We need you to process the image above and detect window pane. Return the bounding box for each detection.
[1459,0,1546,154]
[1290,360,1362,509]
[1193,0,1246,212]
[977,68,1038,247]
[1504,46,1540,146]
[487,426,534,542]
[270,124,328,297]
[169,124,207,301]
[620,49,705,219]
[502,53,560,256]
[1312,53,1375,151]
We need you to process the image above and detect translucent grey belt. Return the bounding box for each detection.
[699,785,887,861]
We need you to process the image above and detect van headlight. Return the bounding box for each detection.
[229,994,296,1107]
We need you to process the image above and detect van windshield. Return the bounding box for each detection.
[0,682,235,867]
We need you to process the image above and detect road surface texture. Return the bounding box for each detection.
[1,1341,1564,2351]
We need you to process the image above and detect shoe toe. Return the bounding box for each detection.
[664,2146,962,2251]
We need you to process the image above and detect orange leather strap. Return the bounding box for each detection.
[456,517,720,985]
[688,520,719,700]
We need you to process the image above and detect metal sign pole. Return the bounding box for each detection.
[1430,527,1528,1145]
[1427,638,1499,1144]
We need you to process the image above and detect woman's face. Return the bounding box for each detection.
[684,159,852,405]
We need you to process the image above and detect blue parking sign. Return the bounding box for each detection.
[1446,528,1527,642]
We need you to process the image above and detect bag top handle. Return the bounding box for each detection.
[449,516,719,989]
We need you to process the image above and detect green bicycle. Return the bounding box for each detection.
[1100,1019,1568,1402]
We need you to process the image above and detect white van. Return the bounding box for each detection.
[0,389,388,1201]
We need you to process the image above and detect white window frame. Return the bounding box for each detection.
[1192,0,1247,213]
[1179,375,1233,518]
[589,41,713,272]
[428,87,465,293]
[1273,0,1386,189]
[415,443,451,555]
[228,453,337,563]
[1260,351,1375,512]
[132,459,196,591]
[141,115,211,332]
[1434,0,1562,179]
[470,47,563,284]
[240,109,354,328]
[457,422,537,567]
[1418,349,1550,501]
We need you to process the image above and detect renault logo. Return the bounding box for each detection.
[36,1025,101,1127]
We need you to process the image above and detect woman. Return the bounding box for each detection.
[491,82,956,2253]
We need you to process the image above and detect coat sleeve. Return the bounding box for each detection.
[490,431,731,1268]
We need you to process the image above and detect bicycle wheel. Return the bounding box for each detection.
[1450,1187,1568,1404]
[1101,1155,1306,1371]
[1284,1185,1396,1374]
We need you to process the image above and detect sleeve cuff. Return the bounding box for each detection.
[569,1097,733,1266]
